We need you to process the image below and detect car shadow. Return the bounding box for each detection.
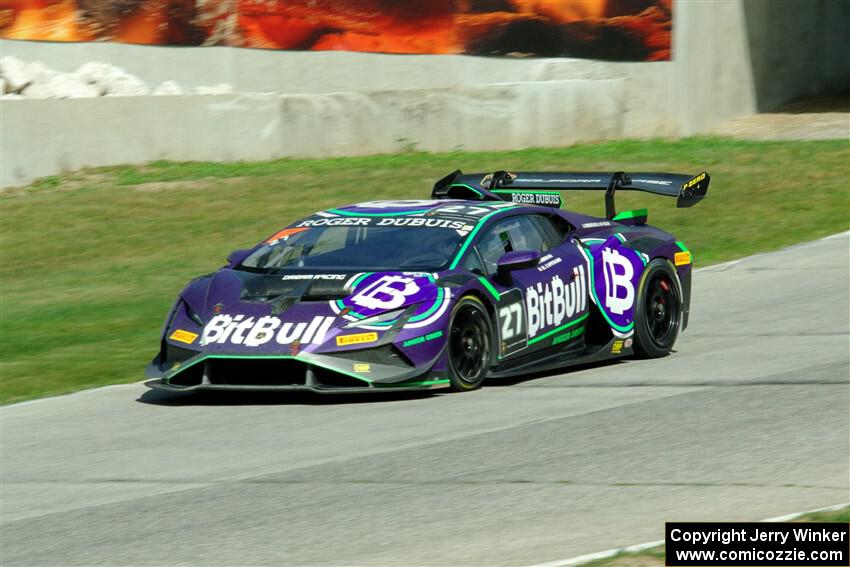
[136,382,441,406]
[485,357,628,387]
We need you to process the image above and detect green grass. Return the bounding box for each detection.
[1,138,848,404]
[581,506,850,567]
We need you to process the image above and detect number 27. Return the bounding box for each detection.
[499,303,523,339]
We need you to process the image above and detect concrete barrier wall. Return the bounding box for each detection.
[2,80,633,185]
[2,0,847,188]
[1,39,626,94]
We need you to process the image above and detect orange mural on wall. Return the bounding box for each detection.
[0,0,672,60]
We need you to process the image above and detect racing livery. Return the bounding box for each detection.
[147,169,709,392]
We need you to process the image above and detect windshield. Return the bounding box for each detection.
[239,224,465,272]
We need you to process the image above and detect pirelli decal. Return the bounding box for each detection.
[169,329,199,344]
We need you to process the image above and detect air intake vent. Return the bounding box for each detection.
[205,358,306,386]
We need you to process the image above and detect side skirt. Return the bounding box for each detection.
[486,336,631,379]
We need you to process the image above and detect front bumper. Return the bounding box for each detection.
[145,348,448,393]
[146,378,449,394]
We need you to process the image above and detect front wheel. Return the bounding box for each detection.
[633,258,683,358]
[447,296,492,391]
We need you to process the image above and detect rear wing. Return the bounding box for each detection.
[432,170,710,219]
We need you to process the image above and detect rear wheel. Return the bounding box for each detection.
[633,259,682,358]
[447,296,492,391]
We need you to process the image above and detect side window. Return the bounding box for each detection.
[475,215,549,275]
[460,248,486,275]
[532,214,573,250]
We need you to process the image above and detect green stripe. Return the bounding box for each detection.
[167,354,374,383]
[408,287,445,322]
[527,313,589,345]
[613,233,627,243]
[612,208,648,221]
[448,209,506,269]
[327,208,430,217]
[478,277,501,301]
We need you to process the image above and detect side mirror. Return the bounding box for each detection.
[226,248,252,266]
[496,250,540,281]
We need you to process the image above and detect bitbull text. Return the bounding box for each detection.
[201,315,335,347]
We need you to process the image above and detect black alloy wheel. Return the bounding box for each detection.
[447,296,492,391]
[633,259,682,358]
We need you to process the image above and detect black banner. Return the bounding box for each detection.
[666,522,849,566]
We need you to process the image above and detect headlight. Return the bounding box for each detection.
[342,308,406,329]
[181,299,206,326]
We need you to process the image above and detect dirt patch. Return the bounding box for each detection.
[710,93,850,141]
[710,112,849,141]
[131,176,250,192]
[0,170,114,197]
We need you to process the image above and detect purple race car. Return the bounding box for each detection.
[146,169,709,393]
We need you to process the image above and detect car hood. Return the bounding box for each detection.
[176,269,451,354]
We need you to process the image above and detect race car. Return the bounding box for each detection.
[146,169,709,393]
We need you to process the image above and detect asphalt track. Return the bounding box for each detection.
[2,233,848,567]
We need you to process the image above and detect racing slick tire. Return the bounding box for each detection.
[447,295,493,391]
[633,258,683,359]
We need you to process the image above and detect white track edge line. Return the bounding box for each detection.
[524,502,850,567]
[4,231,848,409]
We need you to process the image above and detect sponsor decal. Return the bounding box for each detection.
[516,177,603,184]
[402,330,443,348]
[281,274,347,280]
[601,247,635,316]
[353,363,371,373]
[333,273,453,330]
[297,217,372,227]
[350,275,420,311]
[624,338,633,348]
[674,251,692,266]
[375,218,469,229]
[682,172,706,189]
[289,340,301,356]
[213,303,224,315]
[336,332,379,347]
[632,178,672,186]
[298,217,471,230]
[265,227,309,243]
[537,254,563,272]
[611,339,624,353]
[578,241,641,336]
[201,315,334,347]
[582,221,612,228]
[551,325,585,346]
[497,289,527,357]
[503,192,561,206]
[169,329,198,344]
[526,266,587,339]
